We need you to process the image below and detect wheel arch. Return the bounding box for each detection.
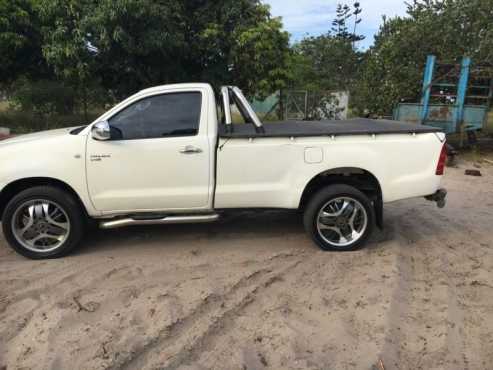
[0,177,88,221]
[299,167,383,228]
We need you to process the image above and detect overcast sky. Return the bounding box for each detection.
[263,0,409,49]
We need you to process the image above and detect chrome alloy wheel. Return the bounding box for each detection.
[11,199,71,253]
[316,197,368,247]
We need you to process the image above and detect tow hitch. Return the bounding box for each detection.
[425,188,447,208]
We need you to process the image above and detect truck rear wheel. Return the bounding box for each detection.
[2,186,85,259]
[303,184,375,251]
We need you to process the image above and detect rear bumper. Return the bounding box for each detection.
[425,188,447,208]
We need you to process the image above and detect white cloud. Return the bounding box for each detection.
[264,0,334,38]
[263,0,409,47]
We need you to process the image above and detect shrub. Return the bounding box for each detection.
[0,110,100,134]
[10,79,76,116]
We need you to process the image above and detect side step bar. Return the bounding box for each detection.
[99,214,220,230]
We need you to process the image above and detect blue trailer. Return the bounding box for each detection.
[393,55,491,135]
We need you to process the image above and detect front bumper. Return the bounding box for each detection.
[425,188,447,208]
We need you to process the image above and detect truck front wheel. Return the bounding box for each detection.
[303,184,375,251]
[2,186,85,259]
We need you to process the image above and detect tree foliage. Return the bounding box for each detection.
[1,0,492,124]
[36,0,290,99]
[289,2,364,94]
[291,36,361,91]
[0,0,50,87]
[331,2,364,43]
[10,79,75,115]
[357,0,493,115]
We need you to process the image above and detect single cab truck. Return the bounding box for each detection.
[0,84,447,259]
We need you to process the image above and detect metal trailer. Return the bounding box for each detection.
[393,55,491,137]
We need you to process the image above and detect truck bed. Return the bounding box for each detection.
[218,118,442,138]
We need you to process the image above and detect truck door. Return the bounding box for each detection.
[86,90,211,213]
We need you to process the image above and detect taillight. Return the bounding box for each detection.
[436,144,447,175]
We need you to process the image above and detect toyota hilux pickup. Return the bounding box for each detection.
[0,83,447,259]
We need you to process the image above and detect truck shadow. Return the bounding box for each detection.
[77,211,309,256]
[77,208,424,257]
[0,205,449,259]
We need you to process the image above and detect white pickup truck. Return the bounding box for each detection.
[0,83,447,259]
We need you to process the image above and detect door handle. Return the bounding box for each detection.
[180,145,203,154]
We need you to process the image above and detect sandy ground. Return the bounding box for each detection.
[1,161,493,370]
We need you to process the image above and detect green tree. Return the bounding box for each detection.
[331,2,364,44]
[291,36,361,91]
[0,0,51,87]
[228,9,291,97]
[289,2,365,92]
[357,0,493,115]
[38,0,290,99]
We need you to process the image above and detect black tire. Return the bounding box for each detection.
[303,184,375,251]
[2,186,86,259]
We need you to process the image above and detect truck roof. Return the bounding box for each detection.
[138,83,213,95]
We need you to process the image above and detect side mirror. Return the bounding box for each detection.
[92,121,111,141]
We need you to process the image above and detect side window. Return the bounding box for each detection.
[108,92,202,140]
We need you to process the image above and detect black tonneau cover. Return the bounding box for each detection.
[218,118,441,138]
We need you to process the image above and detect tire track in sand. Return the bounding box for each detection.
[379,205,484,370]
[379,208,448,370]
[109,254,304,370]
